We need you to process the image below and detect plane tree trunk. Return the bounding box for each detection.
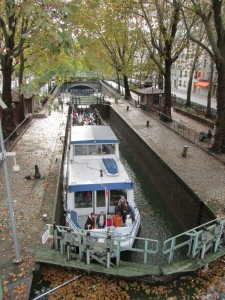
[123,75,131,100]
[1,53,16,138]
[211,60,225,153]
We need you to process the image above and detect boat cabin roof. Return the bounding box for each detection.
[70,125,119,145]
[68,157,133,192]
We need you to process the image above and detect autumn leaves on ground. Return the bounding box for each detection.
[3,257,222,300]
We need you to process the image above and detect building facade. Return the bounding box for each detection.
[171,49,217,98]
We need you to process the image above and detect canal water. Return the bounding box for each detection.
[118,139,183,265]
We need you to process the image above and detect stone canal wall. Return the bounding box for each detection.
[110,108,214,232]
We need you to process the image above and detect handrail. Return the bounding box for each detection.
[4,114,32,151]
[41,217,225,269]
[163,217,225,263]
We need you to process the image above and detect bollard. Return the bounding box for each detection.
[34,164,41,179]
[146,121,150,127]
[182,146,188,157]
[127,106,129,111]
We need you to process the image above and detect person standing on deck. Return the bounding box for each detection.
[113,213,122,227]
[96,211,105,229]
[125,215,133,227]
[85,213,95,229]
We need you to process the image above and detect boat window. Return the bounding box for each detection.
[74,145,88,155]
[88,145,100,155]
[110,190,127,206]
[102,144,115,155]
[96,190,107,208]
[74,191,92,208]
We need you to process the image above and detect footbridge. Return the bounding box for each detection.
[36,217,225,279]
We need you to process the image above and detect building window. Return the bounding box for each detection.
[179,80,182,86]
[184,71,187,77]
[179,70,182,77]
[183,81,186,87]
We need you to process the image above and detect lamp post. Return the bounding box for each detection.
[0,102,22,263]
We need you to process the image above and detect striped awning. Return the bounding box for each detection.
[194,81,210,88]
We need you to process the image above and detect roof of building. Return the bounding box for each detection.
[134,87,164,95]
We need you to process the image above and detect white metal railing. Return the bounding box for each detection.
[40,217,225,269]
[163,217,225,263]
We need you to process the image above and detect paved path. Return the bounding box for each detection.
[171,88,217,109]
[0,99,68,297]
[112,101,225,217]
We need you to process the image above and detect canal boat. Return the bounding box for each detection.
[64,125,140,250]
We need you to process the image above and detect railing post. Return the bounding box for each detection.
[192,234,199,258]
[144,240,148,264]
[168,238,176,263]
[116,236,121,267]
[214,221,223,252]
[78,234,83,260]
[86,248,90,265]
[53,222,58,250]
[107,252,110,268]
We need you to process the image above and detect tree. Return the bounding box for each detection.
[0,0,76,137]
[0,0,21,136]
[186,43,202,108]
[206,58,214,118]
[181,0,225,153]
[78,0,141,99]
[132,0,191,118]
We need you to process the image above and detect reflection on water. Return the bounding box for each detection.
[119,142,183,265]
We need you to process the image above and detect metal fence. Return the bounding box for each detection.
[172,95,217,119]
[146,108,225,156]
[4,114,33,151]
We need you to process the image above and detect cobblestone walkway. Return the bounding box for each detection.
[0,102,67,292]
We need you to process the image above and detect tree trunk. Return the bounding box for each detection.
[18,53,26,122]
[186,62,197,108]
[1,54,16,138]
[163,61,172,119]
[116,70,121,93]
[186,46,200,108]
[123,75,131,99]
[211,60,225,153]
[158,73,164,90]
[186,76,192,108]
[206,60,214,118]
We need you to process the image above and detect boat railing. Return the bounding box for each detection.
[163,217,225,263]
[40,217,225,270]
[41,223,160,267]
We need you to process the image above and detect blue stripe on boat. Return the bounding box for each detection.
[68,182,134,192]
